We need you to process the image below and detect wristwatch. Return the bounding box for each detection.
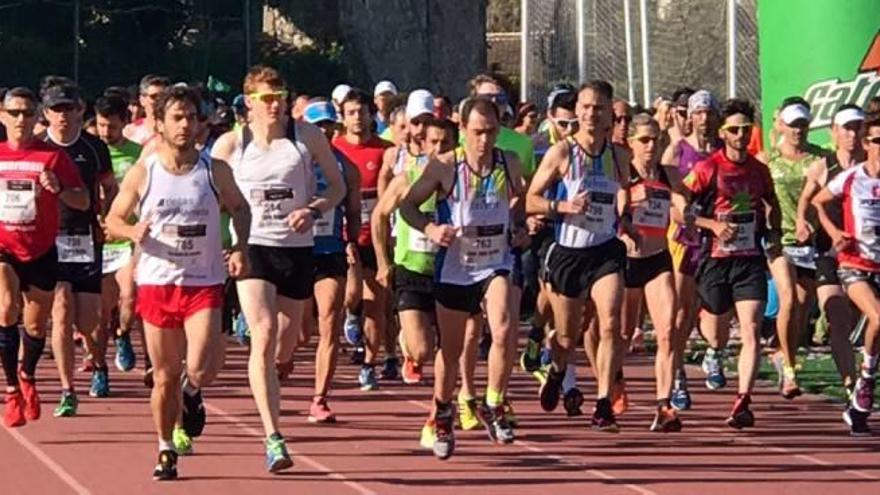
[308,206,323,220]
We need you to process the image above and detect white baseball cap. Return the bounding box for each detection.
[406,89,434,120]
[374,80,398,97]
[833,107,865,127]
[780,103,811,125]
[331,84,352,105]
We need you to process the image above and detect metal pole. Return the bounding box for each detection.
[638,0,650,107]
[727,0,737,97]
[73,0,80,82]
[622,0,635,104]
[520,0,528,102]
[244,0,252,69]
[577,0,586,83]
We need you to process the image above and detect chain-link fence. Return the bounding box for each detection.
[515,0,760,113]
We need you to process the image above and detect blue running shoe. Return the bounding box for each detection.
[265,433,293,473]
[358,365,379,391]
[344,312,363,346]
[701,348,727,390]
[89,368,110,398]
[114,333,136,372]
[382,357,400,381]
[234,313,250,346]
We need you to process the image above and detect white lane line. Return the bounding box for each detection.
[204,402,377,495]
[3,427,92,495]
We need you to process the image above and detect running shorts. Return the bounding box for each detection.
[394,266,434,312]
[696,256,767,315]
[625,250,673,289]
[137,284,223,328]
[435,270,510,316]
[544,239,626,298]
[242,245,314,300]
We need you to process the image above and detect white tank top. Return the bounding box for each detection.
[554,138,621,249]
[436,147,513,286]
[229,122,314,247]
[136,153,224,286]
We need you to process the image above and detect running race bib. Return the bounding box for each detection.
[633,187,671,229]
[0,179,36,224]
[459,224,505,267]
[361,189,378,225]
[717,211,756,253]
[251,187,295,232]
[102,243,132,274]
[56,225,95,263]
[158,223,208,268]
[312,208,337,237]
[571,190,616,233]
[782,245,817,270]
[860,223,880,262]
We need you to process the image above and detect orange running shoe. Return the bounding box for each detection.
[18,372,40,421]
[611,375,629,416]
[401,357,423,385]
[4,391,26,427]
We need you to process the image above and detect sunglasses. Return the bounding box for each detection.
[482,92,508,105]
[554,118,578,129]
[248,90,289,103]
[866,136,880,146]
[676,108,688,118]
[631,135,658,144]
[615,115,632,124]
[721,123,753,135]
[4,108,36,118]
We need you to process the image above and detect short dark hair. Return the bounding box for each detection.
[468,74,501,97]
[865,115,880,134]
[868,96,880,114]
[578,80,613,101]
[3,86,38,107]
[461,96,500,125]
[154,85,201,122]
[672,87,695,106]
[550,91,577,113]
[94,95,130,121]
[340,88,374,114]
[719,98,755,124]
[781,96,810,112]
[139,74,170,94]
[103,86,130,101]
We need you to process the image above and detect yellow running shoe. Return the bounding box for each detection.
[173,426,193,456]
[420,419,436,449]
[458,395,480,431]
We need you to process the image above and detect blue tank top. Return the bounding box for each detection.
[312,151,346,254]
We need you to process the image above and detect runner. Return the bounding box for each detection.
[526,80,634,432]
[106,85,251,480]
[621,113,686,431]
[94,94,141,375]
[812,108,880,436]
[400,97,527,459]
[296,99,362,422]
[611,99,633,148]
[212,66,345,470]
[39,83,118,412]
[761,97,828,399]
[373,80,398,135]
[0,87,88,428]
[803,105,868,435]
[684,98,781,429]
[660,89,721,410]
[333,88,393,390]
[123,75,170,146]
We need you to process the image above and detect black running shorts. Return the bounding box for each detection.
[435,270,510,316]
[696,255,767,315]
[544,239,626,298]
[624,250,674,289]
[393,266,434,312]
[243,245,314,300]
[0,247,58,292]
[314,252,348,282]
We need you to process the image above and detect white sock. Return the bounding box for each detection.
[562,363,577,393]
[159,438,174,452]
[863,351,878,376]
[182,378,199,396]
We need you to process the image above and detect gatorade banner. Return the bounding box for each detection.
[758,1,880,144]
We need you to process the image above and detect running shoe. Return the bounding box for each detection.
[590,399,619,433]
[772,351,802,399]
[503,399,519,427]
[520,338,543,373]
[89,367,110,398]
[114,333,136,372]
[265,433,294,473]
[53,390,78,418]
[234,312,250,346]
[531,366,549,386]
[79,353,95,373]
[182,383,206,437]
[843,407,871,437]
[701,348,727,390]
[539,365,565,412]
[381,356,400,381]
[670,374,692,411]
[308,396,337,424]
[630,328,646,354]
[143,366,154,389]
[851,371,876,413]
[420,418,436,449]
[433,404,456,460]
[343,312,362,346]
[172,426,193,455]
[477,401,515,444]
[18,373,41,420]
[358,365,379,391]
[725,394,755,429]
[349,345,366,365]
[276,359,294,381]
[401,357,423,385]
[563,387,584,417]
[152,449,178,481]
[4,391,26,427]
[650,406,683,432]
[457,395,480,431]
[611,374,629,416]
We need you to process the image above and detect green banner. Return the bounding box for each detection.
[758,0,880,144]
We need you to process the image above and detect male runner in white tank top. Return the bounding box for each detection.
[211,66,344,472]
[106,85,251,481]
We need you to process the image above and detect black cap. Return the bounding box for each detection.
[43,84,80,108]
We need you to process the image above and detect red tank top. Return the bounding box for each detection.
[332,135,391,246]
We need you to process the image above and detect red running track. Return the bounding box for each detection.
[2,334,879,495]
